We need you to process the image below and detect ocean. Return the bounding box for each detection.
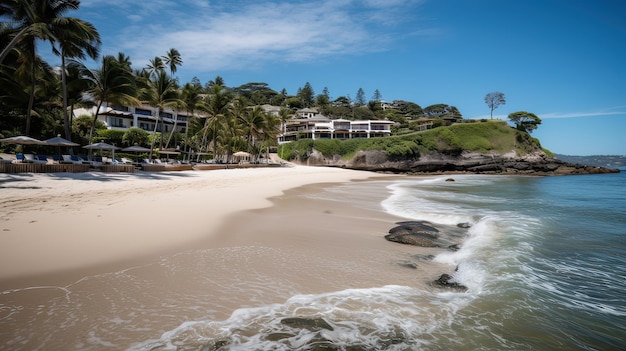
[1,171,624,350]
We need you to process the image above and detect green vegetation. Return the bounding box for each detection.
[282,120,543,161]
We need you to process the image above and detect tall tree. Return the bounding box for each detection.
[162,48,182,77]
[0,0,94,135]
[179,82,203,159]
[239,105,266,156]
[52,17,101,142]
[145,56,165,76]
[355,88,366,106]
[200,83,232,158]
[371,89,382,102]
[485,91,506,119]
[297,82,314,107]
[78,55,140,145]
[141,69,181,157]
[278,107,291,158]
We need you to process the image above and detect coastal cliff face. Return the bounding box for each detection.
[305,149,620,175]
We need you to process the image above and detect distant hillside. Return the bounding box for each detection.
[554,154,626,169]
[281,121,619,175]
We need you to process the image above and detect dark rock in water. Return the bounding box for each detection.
[265,333,296,341]
[397,261,418,269]
[457,222,471,228]
[202,338,230,351]
[386,221,441,247]
[394,221,439,233]
[412,254,436,261]
[432,274,468,292]
[445,178,455,182]
[385,231,439,247]
[280,317,334,331]
[448,244,461,251]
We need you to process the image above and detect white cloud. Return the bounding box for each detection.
[540,108,626,119]
[85,0,427,72]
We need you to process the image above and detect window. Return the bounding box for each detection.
[135,108,152,116]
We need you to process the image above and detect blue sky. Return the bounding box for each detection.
[55,0,625,155]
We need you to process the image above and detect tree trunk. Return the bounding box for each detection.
[164,110,178,149]
[148,107,160,160]
[88,101,103,145]
[25,51,36,135]
[61,52,72,141]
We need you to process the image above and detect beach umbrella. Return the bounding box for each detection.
[121,145,151,153]
[0,135,45,145]
[121,145,152,162]
[83,142,121,161]
[0,135,45,155]
[43,135,79,147]
[43,135,80,159]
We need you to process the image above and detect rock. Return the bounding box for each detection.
[280,317,334,331]
[394,221,439,232]
[412,254,435,261]
[445,178,455,182]
[311,148,620,175]
[385,231,439,247]
[386,221,441,247]
[448,244,461,251]
[266,333,296,341]
[397,261,418,269]
[431,274,468,292]
[457,222,471,228]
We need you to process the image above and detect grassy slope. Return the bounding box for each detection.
[282,120,550,161]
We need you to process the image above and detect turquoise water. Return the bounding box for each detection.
[133,172,625,350]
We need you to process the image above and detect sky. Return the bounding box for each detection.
[48,0,626,155]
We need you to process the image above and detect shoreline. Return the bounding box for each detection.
[0,166,393,290]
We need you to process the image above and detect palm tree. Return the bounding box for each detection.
[262,112,280,161]
[162,48,182,77]
[179,82,203,159]
[52,18,101,142]
[199,83,232,159]
[145,56,165,76]
[239,105,266,160]
[205,75,225,90]
[140,69,181,159]
[278,107,292,159]
[78,55,140,145]
[0,0,92,135]
[116,52,132,70]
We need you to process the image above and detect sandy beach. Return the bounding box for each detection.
[0,166,472,350]
[0,165,393,286]
[1,165,453,349]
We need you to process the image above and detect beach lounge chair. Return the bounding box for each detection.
[23,154,47,164]
[37,155,49,163]
[70,155,88,165]
[61,155,74,164]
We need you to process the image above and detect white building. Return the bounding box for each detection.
[277,108,394,144]
[74,103,202,134]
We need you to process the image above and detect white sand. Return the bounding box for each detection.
[0,166,383,281]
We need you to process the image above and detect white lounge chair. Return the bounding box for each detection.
[24,154,48,164]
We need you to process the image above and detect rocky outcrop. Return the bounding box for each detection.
[306,149,620,175]
[431,274,468,292]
